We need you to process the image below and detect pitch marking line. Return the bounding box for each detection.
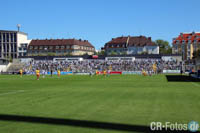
[190,82,200,87]
[0,90,25,96]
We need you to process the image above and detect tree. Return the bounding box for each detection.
[155,39,172,54]
[121,51,127,55]
[7,56,13,63]
[110,51,117,55]
[83,53,89,56]
[47,52,56,56]
[97,50,105,55]
[140,51,148,55]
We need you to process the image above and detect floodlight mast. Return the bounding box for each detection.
[17,24,21,32]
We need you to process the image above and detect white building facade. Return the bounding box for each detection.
[127,46,159,54]
[0,30,31,59]
[105,36,159,55]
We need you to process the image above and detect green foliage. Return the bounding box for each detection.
[121,51,127,55]
[140,51,148,55]
[155,39,172,54]
[6,56,13,63]
[47,52,56,56]
[9,56,13,63]
[110,51,117,55]
[83,53,89,56]
[97,50,105,55]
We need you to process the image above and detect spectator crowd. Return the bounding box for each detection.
[23,59,181,74]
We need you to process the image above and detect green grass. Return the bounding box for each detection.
[0,74,199,133]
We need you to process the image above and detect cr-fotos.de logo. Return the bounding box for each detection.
[150,121,199,132]
[188,121,199,132]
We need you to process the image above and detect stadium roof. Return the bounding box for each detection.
[29,39,94,48]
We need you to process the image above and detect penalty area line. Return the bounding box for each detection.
[0,90,25,96]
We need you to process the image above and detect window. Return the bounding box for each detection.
[44,46,48,50]
[14,44,17,52]
[56,46,60,49]
[7,44,10,52]
[14,33,17,42]
[3,33,6,42]
[20,43,28,47]
[6,33,9,42]
[39,46,43,49]
[175,45,178,50]
[11,44,13,52]
[29,46,33,49]
[66,45,70,49]
[49,46,53,49]
[10,34,13,42]
[34,46,38,50]
[19,48,22,51]
[61,46,65,49]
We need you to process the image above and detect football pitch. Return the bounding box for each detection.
[0,74,199,133]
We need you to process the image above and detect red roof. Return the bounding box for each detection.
[173,32,200,45]
[29,39,94,48]
[106,36,155,47]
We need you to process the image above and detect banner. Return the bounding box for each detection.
[109,71,122,74]
[163,70,180,73]
[122,71,142,75]
[47,71,73,75]
[73,73,90,75]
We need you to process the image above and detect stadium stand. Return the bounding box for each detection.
[6,59,26,73]
[2,54,185,75]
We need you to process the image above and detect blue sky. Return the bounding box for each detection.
[0,0,200,49]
